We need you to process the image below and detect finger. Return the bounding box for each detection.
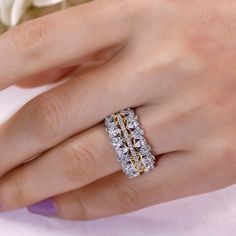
[0,100,228,212]
[0,100,230,215]
[0,0,131,89]
[0,100,173,210]
[0,99,182,211]
[15,44,123,88]
[0,123,121,211]
[36,149,233,221]
[0,57,140,175]
[16,67,75,88]
[0,49,209,178]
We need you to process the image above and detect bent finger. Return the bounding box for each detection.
[0,124,120,210]
[41,150,230,220]
[0,57,140,176]
[0,0,131,89]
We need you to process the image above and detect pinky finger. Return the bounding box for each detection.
[27,150,223,221]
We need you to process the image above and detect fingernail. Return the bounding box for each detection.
[27,199,56,217]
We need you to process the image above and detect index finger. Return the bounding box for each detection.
[0,0,131,89]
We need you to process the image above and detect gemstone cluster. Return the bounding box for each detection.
[105,108,156,178]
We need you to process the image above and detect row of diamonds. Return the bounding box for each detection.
[119,112,147,174]
[120,109,155,174]
[116,113,139,161]
[105,114,140,177]
[112,113,139,177]
[122,108,156,175]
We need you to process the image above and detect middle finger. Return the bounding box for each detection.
[0,59,135,176]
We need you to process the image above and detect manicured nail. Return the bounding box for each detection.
[27,199,56,217]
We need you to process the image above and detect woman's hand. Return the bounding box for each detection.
[0,0,236,220]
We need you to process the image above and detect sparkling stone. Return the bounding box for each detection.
[123,108,135,117]
[139,145,151,155]
[122,163,139,178]
[117,153,130,163]
[135,162,145,172]
[106,122,122,138]
[111,137,123,149]
[105,116,114,124]
[133,138,146,149]
[110,127,121,137]
[126,120,139,131]
[131,128,144,138]
[106,121,117,130]
[120,144,129,155]
[142,155,155,168]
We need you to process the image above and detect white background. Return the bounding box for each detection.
[0,86,236,236]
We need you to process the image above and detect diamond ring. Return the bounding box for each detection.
[105,108,156,178]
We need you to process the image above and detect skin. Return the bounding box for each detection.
[0,0,236,220]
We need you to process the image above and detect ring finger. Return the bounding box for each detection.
[0,105,173,211]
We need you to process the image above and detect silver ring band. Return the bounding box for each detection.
[105,108,156,178]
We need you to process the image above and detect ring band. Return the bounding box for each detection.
[105,108,156,178]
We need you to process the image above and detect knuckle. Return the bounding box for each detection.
[112,0,148,22]
[10,18,54,59]
[70,195,90,221]
[63,140,96,182]
[114,179,143,212]
[111,0,135,19]
[3,173,26,208]
[25,92,64,140]
[215,139,236,179]
[187,8,235,61]
[99,0,138,39]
